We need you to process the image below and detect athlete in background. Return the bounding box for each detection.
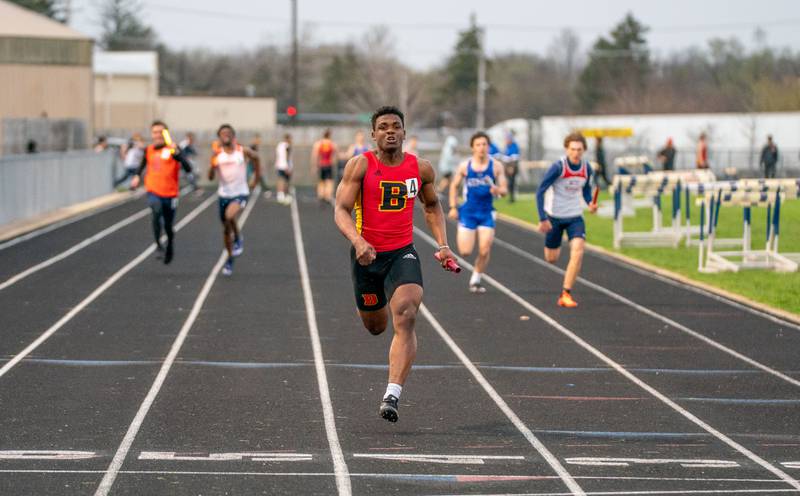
[208,124,260,276]
[311,129,337,204]
[131,121,193,264]
[448,131,507,293]
[536,132,598,307]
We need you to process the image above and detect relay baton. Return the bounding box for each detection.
[161,128,173,147]
[591,185,600,206]
[434,252,461,273]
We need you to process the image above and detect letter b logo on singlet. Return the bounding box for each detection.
[378,179,418,211]
[379,181,407,211]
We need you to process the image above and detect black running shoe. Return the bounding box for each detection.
[164,241,174,265]
[380,394,399,423]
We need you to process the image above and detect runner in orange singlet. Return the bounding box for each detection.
[335,106,456,423]
[311,129,337,204]
[130,120,193,264]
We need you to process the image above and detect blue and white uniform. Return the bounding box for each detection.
[536,157,593,248]
[459,159,497,230]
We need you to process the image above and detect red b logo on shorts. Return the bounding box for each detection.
[361,293,378,306]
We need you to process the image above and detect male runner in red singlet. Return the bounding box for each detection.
[312,129,337,203]
[335,106,456,423]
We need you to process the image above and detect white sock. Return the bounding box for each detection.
[277,191,285,200]
[384,383,402,400]
[469,271,482,286]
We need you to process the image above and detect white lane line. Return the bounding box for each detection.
[564,457,739,468]
[419,304,585,496]
[0,208,150,291]
[492,237,800,389]
[437,489,800,495]
[0,450,99,460]
[0,191,146,251]
[0,469,793,485]
[498,217,800,332]
[289,190,352,496]
[139,451,313,462]
[0,193,217,381]
[353,453,525,464]
[415,228,800,491]
[93,192,258,496]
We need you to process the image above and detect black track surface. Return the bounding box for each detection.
[0,188,798,495]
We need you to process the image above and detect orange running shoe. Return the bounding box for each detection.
[557,290,578,308]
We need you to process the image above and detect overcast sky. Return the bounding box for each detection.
[69,0,800,69]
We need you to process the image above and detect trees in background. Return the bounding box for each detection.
[98,0,158,50]
[86,6,800,127]
[577,13,651,113]
[435,15,484,127]
[9,0,67,22]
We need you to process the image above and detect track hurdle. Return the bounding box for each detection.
[613,155,652,175]
[685,177,791,247]
[612,172,683,248]
[697,187,798,273]
[766,180,800,264]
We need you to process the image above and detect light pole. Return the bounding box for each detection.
[475,24,487,130]
[291,0,298,122]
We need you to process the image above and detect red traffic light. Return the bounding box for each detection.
[286,105,298,117]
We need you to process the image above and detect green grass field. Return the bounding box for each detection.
[495,192,800,316]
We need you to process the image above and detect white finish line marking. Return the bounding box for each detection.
[352,454,525,464]
[139,452,312,462]
[0,450,99,460]
[566,457,740,469]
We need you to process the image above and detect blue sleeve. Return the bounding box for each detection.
[536,162,561,221]
[582,166,593,204]
[506,143,520,160]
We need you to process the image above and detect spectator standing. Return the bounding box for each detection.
[504,132,520,203]
[760,135,779,179]
[115,133,145,188]
[696,133,709,169]
[657,138,676,171]
[594,136,609,187]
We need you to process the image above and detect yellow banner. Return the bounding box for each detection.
[577,128,634,138]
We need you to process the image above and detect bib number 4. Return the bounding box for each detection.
[379,178,418,211]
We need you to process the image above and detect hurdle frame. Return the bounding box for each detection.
[697,187,798,273]
[612,172,684,249]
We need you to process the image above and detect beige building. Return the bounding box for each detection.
[93,51,277,136]
[0,0,94,154]
[158,96,276,133]
[94,51,158,131]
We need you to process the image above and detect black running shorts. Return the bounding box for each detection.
[350,243,423,311]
